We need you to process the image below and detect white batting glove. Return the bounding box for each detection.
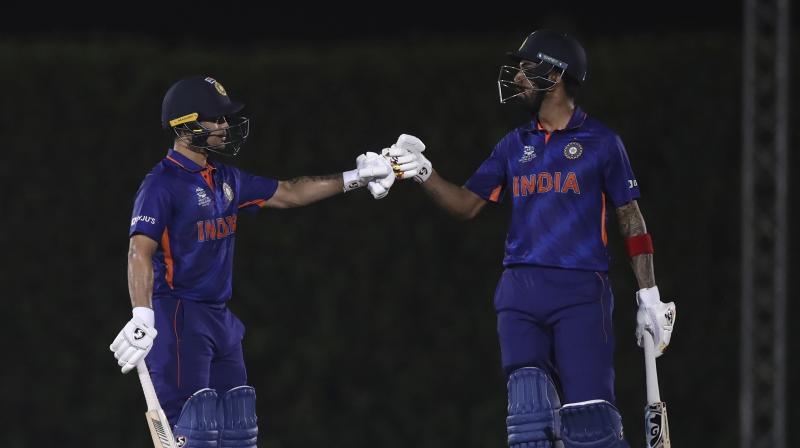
[110,307,158,374]
[367,149,396,199]
[343,152,392,193]
[635,286,676,357]
[384,134,432,183]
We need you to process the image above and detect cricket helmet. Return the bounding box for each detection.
[161,76,250,156]
[498,30,587,103]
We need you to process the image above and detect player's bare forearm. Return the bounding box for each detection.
[265,175,344,209]
[615,200,655,289]
[421,171,487,220]
[127,234,158,309]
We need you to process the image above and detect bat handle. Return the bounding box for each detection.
[137,361,161,412]
[642,331,662,404]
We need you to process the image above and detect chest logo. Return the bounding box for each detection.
[195,187,211,207]
[519,145,537,163]
[223,182,234,205]
[564,141,583,160]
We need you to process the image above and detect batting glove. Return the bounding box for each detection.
[110,307,158,374]
[635,286,676,357]
[384,134,432,183]
[367,149,396,199]
[343,152,392,193]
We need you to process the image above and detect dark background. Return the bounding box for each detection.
[2,5,797,447]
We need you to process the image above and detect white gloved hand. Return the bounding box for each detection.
[367,149,396,199]
[109,307,158,374]
[343,152,392,193]
[635,286,676,357]
[384,134,432,183]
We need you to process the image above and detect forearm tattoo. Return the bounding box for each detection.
[616,201,656,289]
[616,201,646,237]
[287,174,342,184]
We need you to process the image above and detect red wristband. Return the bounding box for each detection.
[625,233,654,258]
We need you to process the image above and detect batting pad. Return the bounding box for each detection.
[560,400,629,448]
[217,385,258,448]
[507,367,562,447]
[173,388,219,448]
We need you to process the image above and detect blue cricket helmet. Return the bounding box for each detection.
[161,76,249,156]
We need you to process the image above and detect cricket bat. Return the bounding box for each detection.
[642,331,671,447]
[137,362,178,448]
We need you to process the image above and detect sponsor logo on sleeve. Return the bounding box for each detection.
[131,215,157,226]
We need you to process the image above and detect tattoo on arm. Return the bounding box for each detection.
[287,174,342,184]
[615,200,656,289]
[616,201,647,237]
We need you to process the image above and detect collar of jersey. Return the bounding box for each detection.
[527,106,588,133]
[166,148,216,173]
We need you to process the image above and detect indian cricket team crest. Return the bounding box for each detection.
[195,187,211,207]
[204,77,227,96]
[519,145,537,163]
[563,141,583,160]
[223,182,234,205]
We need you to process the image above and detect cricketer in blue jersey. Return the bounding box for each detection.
[387,31,677,448]
[109,76,400,448]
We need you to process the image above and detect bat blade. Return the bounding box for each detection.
[145,408,178,448]
[644,400,671,447]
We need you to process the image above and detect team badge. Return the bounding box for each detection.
[214,81,227,96]
[563,141,583,160]
[223,182,234,204]
[195,187,211,207]
[519,145,537,163]
[176,436,187,447]
[204,77,227,96]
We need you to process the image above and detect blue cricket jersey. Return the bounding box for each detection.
[129,149,278,303]
[464,107,640,271]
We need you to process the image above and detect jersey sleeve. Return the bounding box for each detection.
[236,169,279,213]
[602,135,641,207]
[129,175,171,241]
[464,143,507,203]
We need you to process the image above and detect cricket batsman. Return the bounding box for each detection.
[109,75,398,447]
[387,30,677,447]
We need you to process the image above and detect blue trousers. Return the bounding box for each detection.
[494,265,617,404]
[145,297,248,426]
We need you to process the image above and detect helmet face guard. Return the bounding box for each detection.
[497,52,568,104]
[173,116,250,157]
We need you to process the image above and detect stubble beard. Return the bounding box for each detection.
[516,89,547,115]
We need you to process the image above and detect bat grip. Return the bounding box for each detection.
[137,361,161,412]
[642,331,662,404]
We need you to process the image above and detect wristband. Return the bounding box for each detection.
[625,233,654,258]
